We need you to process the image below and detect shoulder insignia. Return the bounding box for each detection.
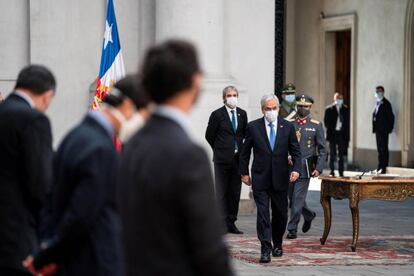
[285,118,295,122]
[310,119,320,124]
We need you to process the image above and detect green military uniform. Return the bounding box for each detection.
[287,95,327,237]
[279,83,297,119]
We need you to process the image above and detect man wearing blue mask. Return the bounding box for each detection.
[372,86,394,174]
[324,93,350,177]
[279,83,297,119]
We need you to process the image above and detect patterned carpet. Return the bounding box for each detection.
[226,235,414,266]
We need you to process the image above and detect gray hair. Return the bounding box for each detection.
[260,94,279,108]
[222,85,239,98]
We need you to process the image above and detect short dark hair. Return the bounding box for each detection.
[104,74,150,109]
[141,39,201,104]
[376,86,384,92]
[15,65,56,95]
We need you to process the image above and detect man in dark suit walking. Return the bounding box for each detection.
[240,94,301,263]
[117,40,233,276]
[372,86,394,174]
[324,93,350,177]
[27,76,146,276]
[205,85,248,234]
[0,65,55,276]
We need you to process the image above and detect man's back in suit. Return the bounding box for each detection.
[117,40,233,276]
[118,113,232,276]
[33,115,124,276]
[0,94,53,273]
[0,65,55,275]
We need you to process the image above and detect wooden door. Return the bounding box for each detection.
[335,30,351,106]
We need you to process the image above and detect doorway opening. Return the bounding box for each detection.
[319,14,356,162]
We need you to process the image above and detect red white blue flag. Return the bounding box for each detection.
[92,0,125,109]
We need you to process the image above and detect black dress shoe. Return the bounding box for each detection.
[227,224,243,234]
[329,171,335,177]
[302,213,316,233]
[272,247,283,257]
[286,230,297,239]
[259,252,271,263]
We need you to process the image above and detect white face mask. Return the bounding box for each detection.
[264,110,278,123]
[108,107,145,143]
[225,96,238,109]
[375,92,384,101]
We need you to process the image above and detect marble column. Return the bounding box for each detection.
[155,0,249,200]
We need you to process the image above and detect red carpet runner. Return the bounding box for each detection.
[227,235,414,266]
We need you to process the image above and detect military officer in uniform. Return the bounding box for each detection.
[279,83,297,120]
[287,94,326,239]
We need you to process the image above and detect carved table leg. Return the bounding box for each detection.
[320,196,332,245]
[349,189,360,252]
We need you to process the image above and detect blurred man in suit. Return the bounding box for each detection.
[117,40,233,276]
[26,76,146,276]
[0,65,55,276]
[372,86,394,174]
[205,85,248,234]
[240,94,301,263]
[324,93,349,177]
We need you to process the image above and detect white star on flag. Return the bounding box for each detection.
[104,20,113,49]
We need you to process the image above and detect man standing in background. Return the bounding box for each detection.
[0,65,55,276]
[206,86,248,234]
[372,86,394,174]
[279,83,297,120]
[324,93,349,177]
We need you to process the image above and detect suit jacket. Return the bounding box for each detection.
[372,97,394,134]
[205,106,247,164]
[34,115,123,276]
[0,93,53,271]
[324,103,350,142]
[117,113,233,276]
[240,117,301,191]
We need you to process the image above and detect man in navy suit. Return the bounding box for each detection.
[240,94,301,263]
[117,40,233,276]
[372,86,394,174]
[0,65,55,276]
[26,76,146,276]
[206,85,248,234]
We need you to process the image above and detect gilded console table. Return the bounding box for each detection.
[319,176,414,252]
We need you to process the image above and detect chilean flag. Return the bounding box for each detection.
[92,0,125,110]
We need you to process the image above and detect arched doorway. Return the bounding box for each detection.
[402,0,414,167]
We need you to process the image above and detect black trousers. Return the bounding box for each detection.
[253,189,288,252]
[0,267,32,276]
[329,131,348,175]
[214,156,242,227]
[375,132,389,172]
